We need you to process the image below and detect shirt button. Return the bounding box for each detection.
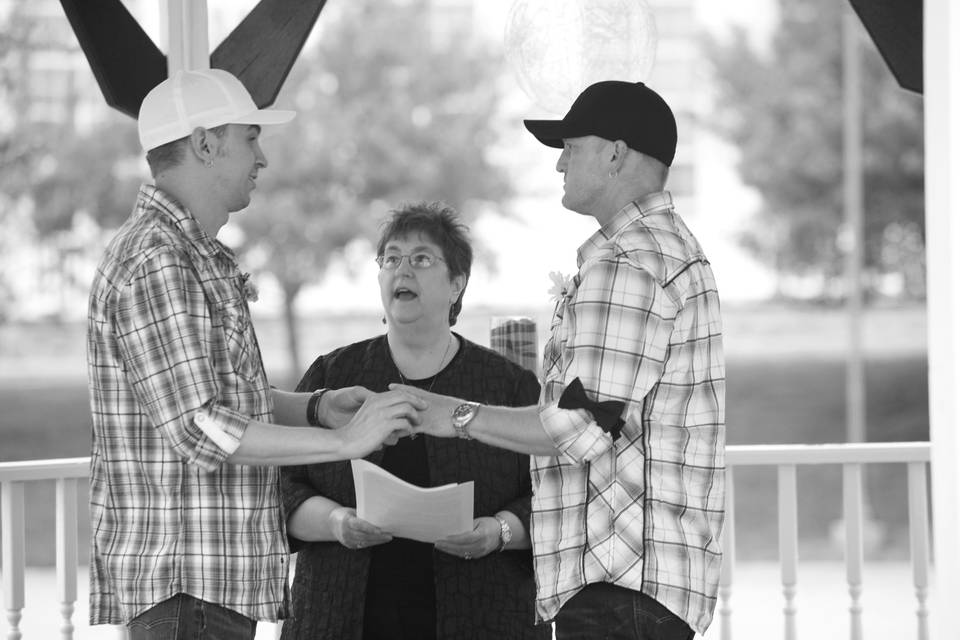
[194,413,207,425]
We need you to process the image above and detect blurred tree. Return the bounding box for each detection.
[704,0,924,299]
[29,114,142,235]
[237,0,514,376]
[0,0,40,195]
[0,1,55,211]
[1,1,144,321]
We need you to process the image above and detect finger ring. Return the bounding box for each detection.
[464,552,471,560]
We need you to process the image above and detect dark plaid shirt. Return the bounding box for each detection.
[86,184,289,624]
[534,191,726,634]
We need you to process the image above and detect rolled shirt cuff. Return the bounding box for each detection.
[538,401,615,465]
[190,406,247,469]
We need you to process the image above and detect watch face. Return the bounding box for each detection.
[453,402,476,422]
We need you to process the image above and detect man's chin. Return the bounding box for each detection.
[560,194,583,214]
[229,197,253,213]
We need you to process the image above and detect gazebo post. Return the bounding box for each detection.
[161,0,210,73]
[923,0,960,635]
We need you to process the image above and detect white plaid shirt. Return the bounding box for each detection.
[533,191,726,635]
[86,185,289,624]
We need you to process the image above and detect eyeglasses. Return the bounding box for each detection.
[375,251,446,270]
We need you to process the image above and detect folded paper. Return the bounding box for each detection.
[351,458,474,543]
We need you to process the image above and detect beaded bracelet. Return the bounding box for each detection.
[306,388,329,427]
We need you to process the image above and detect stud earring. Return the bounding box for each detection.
[608,170,619,178]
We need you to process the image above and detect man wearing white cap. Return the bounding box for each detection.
[86,68,422,639]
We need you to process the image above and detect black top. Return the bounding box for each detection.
[280,333,550,640]
[370,373,438,608]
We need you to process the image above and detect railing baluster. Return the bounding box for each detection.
[778,464,798,640]
[907,461,930,640]
[843,463,864,640]
[0,445,934,638]
[719,466,735,640]
[1,481,25,640]
[56,479,78,640]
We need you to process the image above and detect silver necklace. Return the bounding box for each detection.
[391,333,454,393]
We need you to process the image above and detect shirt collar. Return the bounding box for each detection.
[576,190,675,267]
[136,183,238,266]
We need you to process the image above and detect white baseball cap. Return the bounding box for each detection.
[137,68,296,151]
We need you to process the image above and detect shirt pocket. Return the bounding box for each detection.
[217,299,262,383]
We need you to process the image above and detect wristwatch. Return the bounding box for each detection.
[451,401,480,439]
[494,513,512,552]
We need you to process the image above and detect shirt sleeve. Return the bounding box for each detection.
[539,253,675,465]
[114,249,250,471]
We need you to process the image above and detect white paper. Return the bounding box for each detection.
[351,458,474,543]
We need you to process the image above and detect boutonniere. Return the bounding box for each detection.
[548,271,575,306]
[240,272,259,302]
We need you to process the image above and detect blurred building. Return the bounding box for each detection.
[645,0,698,211]
[0,0,768,322]
[436,0,761,309]
[426,0,700,203]
[0,0,113,320]
[0,0,143,130]
[0,0,237,321]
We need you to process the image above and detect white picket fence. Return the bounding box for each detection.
[0,441,932,640]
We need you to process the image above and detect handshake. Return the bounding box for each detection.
[311,385,477,460]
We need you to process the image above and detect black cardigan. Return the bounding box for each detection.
[280,333,551,640]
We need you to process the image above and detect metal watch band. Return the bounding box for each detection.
[451,401,480,439]
[494,514,511,552]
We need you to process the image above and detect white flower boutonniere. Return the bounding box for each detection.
[240,272,259,302]
[548,271,575,306]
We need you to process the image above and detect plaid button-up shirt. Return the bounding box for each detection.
[533,191,725,635]
[86,184,289,624]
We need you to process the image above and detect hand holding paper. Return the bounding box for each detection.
[329,506,392,550]
[434,516,501,560]
[351,459,473,543]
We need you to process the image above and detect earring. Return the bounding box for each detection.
[204,159,214,168]
[381,317,387,325]
[608,170,619,178]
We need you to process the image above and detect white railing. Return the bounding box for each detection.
[1,457,88,640]
[719,442,931,640]
[1,443,932,640]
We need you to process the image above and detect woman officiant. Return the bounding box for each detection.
[280,202,548,640]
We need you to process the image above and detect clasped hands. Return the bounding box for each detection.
[329,506,502,560]
[323,384,469,454]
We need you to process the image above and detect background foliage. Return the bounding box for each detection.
[704,0,924,298]
[236,0,513,373]
[0,0,513,376]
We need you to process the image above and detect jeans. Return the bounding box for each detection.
[127,593,257,640]
[555,583,694,640]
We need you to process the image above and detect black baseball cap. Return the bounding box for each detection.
[523,80,677,167]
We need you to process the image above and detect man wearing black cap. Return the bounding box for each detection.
[402,80,725,639]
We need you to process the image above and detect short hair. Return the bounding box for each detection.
[376,201,473,326]
[144,124,230,177]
